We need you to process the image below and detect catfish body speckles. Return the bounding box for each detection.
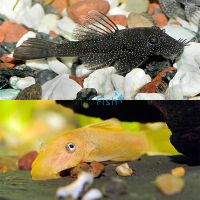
[14,11,185,75]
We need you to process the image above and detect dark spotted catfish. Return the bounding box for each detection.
[14,11,187,74]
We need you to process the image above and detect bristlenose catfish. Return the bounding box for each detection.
[14,11,187,74]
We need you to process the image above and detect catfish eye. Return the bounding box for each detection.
[65,143,76,152]
[149,36,159,44]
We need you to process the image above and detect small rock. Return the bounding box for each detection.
[152,13,168,27]
[104,178,127,198]
[116,163,133,177]
[125,0,149,13]
[82,189,103,200]
[75,65,92,77]
[180,72,200,97]
[10,76,36,90]
[21,3,45,29]
[47,58,70,74]
[18,151,38,171]
[127,12,154,28]
[0,21,28,43]
[165,85,184,100]
[148,2,161,16]
[139,80,161,93]
[36,69,57,85]
[70,163,91,178]
[70,76,84,87]
[109,15,128,27]
[135,93,165,100]
[26,59,49,70]
[0,89,20,100]
[83,67,116,95]
[42,74,82,100]
[0,0,32,24]
[171,167,185,177]
[111,74,125,96]
[124,68,151,100]
[164,24,195,42]
[0,42,16,57]
[51,0,68,15]
[57,16,77,35]
[15,84,42,100]
[90,161,105,178]
[67,0,110,24]
[0,75,8,89]
[155,174,185,196]
[76,88,98,100]
[37,14,59,34]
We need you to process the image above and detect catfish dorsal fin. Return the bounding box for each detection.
[85,119,123,131]
[73,10,119,41]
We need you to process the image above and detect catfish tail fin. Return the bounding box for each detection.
[13,38,59,60]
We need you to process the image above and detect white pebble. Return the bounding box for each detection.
[124,68,151,100]
[21,3,45,29]
[57,16,77,35]
[47,58,71,75]
[26,59,50,70]
[165,85,185,100]
[37,14,59,34]
[84,68,116,95]
[180,72,200,97]
[135,93,165,100]
[42,74,82,100]
[56,172,94,200]
[76,65,92,77]
[10,76,36,90]
[0,89,20,100]
[164,24,195,41]
[82,189,103,200]
[0,0,32,24]
[111,74,125,96]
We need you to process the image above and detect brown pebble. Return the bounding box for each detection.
[15,84,42,100]
[18,151,38,170]
[90,161,105,177]
[70,163,91,178]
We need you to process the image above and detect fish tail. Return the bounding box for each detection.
[13,38,74,60]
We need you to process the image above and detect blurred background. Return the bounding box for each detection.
[0,101,178,157]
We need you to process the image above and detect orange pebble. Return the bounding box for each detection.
[171,167,185,177]
[109,15,128,27]
[148,2,160,16]
[152,13,168,28]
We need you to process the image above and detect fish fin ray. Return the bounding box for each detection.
[85,119,123,132]
[73,10,119,40]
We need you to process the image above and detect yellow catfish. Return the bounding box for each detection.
[31,119,154,180]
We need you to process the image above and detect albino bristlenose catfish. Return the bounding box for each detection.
[31,119,156,180]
